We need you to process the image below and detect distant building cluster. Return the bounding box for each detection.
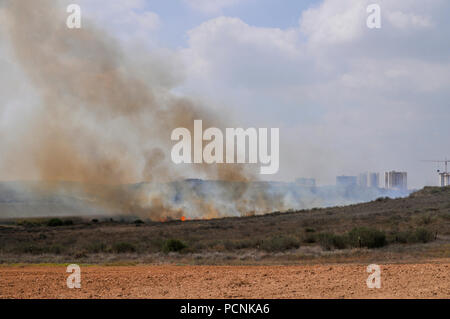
[336,175,357,187]
[358,172,380,188]
[336,172,381,188]
[439,172,450,187]
[423,159,449,187]
[385,171,408,190]
[297,158,450,190]
[305,170,408,190]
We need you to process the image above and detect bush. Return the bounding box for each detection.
[112,242,136,253]
[86,242,108,253]
[17,220,39,227]
[162,239,187,253]
[348,227,387,248]
[63,219,74,226]
[393,228,435,244]
[317,233,348,250]
[17,244,63,255]
[48,245,63,254]
[302,233,316,244]
[317,233,333,250]
[439,211,450,220]
[20,245,44,254]
[47,218,64,227]
[414,228,435,243]
[260,235,300,252]
[223,239,260,250]
[417,215,433,225]
[394,232,409,244]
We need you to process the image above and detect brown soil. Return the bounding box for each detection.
[0,261,449,299]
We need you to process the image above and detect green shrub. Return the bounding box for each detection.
[260,235,300,252]
[394,232,409,244]
[112,242,136,253]
[317,233,333,250]
[74,251,88,259]
[20,245,44,254]
[331,234,348,249]
[18,220,39,227]
[18,244,63,254]
[223,239,260,250]
[162,239,187,253]
[47,218,64,227]
[86,242,108,253]
[348,227,387,248]
[48,245,63,254]
[317,233,348,250]
[302,233,316,244]
[414,228,435,243]
[439,212,450,220]
[63,219,74,226]
[393,228,435,244]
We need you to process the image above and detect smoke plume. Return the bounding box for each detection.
[0,0,283,219]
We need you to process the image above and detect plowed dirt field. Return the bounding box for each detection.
[1,262,449,298]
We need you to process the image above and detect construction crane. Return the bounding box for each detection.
[421,158,450,187]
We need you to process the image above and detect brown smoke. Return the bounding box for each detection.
[1,0,284,219]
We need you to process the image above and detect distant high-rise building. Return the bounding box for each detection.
[336,175,357,187]
[358,172,380,188]
[385,171,407,190]
[368,172,380,188]
[358,173,368,187]
[439,172,450,187]
[295,178,316,187]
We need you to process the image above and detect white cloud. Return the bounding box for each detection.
[74,0,161,46]
[183,17,301,86]
[2,0,449,187]
[183,0,245,14]
[387,11,433,29]
[299,0,367,45]
[178,0,450,187]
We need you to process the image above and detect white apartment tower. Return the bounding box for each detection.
[385,171,407,190]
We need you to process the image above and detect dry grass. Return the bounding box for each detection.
[0,186,449,265]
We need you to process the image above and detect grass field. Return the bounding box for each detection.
[0,186,449,265]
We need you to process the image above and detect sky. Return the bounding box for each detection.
[1,0,450,188]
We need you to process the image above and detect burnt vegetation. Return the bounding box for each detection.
[0,186,449,264]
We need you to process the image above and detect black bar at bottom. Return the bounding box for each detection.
[0,299,446,317]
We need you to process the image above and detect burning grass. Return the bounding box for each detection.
[0,187,449,264]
